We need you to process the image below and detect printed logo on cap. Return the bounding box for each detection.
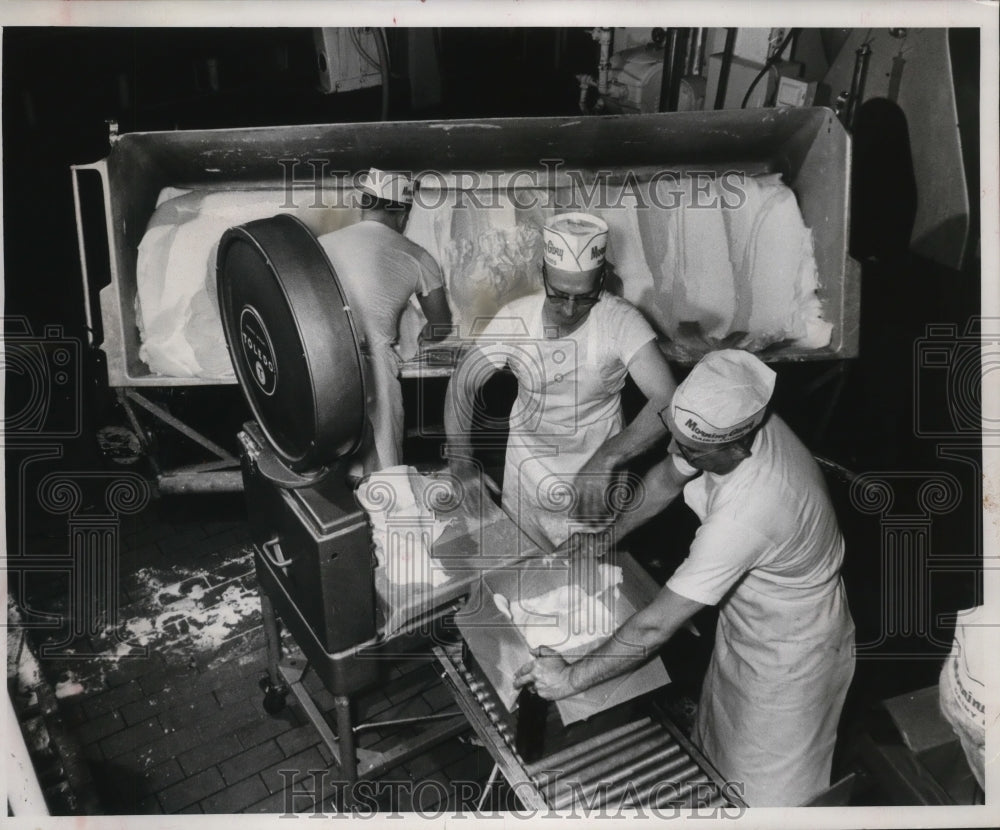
[543,212,609,272]
[672,405,765,445]
[359,167,414,205]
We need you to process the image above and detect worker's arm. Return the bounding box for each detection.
[572,340,676,523]
[621,453,691,533]
[563,454,693,563]
[416,287,453,344]
[514,585,706,701]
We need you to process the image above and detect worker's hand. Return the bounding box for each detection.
[513,646,576,701]
[555,531,612,560]
[570,454,617,526]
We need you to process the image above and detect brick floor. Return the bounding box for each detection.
[201,775,271,814]
[177,734,243,777]
[219,741,285,786]
[158,766,227,813]
[15,493,497,815]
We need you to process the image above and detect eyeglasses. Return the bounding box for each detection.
[674,437,753,464]
[542,267,603,307]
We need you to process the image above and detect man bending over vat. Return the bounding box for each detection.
[319,168,452,475]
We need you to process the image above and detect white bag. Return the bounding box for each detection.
[938,604,986,789]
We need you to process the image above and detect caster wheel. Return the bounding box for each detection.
[96,425,144,465]
[263,689,287,714]
[259,676,288,715]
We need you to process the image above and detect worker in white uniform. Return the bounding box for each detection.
[513,350,856,807]
[444,212,677,550]
[319,168,452,474]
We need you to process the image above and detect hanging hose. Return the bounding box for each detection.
[351,27,391,121]
[714,28,738,109]
[740,27,799,109]
[372,28,391,121]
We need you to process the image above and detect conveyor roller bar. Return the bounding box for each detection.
[552,748,696,810]
[553,742,686,808]
[435,644,742,812]
[433,645,547,810]
[623,761,704,808]
[524,718,653,776]
[546,733,679,807]
[646,768,714,809]
[533,722,664,783]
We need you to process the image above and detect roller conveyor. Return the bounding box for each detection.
[434,644,745,811]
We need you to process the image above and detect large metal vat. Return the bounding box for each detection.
[75,107,858,391]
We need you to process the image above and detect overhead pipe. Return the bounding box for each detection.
[591,27,613,95]
[576,73,597,113]
[687,27,706,76]
[659,27,691,112]
[844,42,872,131]
[714,27,738,109]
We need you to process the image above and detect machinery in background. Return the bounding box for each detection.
[824,28,971,270]
[578,27,808,115]
[314,28,386,95]
[313,28,392,122]
[312,28,444,120]
[575,26,973,271]
[576,28,668,114]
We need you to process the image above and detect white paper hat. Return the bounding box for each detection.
[543,212,609,274]
[358,167,413,205]
[669,350,776,445]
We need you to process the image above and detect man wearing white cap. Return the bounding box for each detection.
[514,349,856,807]
[444,212,677,549]
[319,168,452,474]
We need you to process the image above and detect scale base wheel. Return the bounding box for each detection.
[259,676,289,715]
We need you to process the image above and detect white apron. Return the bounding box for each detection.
[693,577,855,806]
[500,306,625,549]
